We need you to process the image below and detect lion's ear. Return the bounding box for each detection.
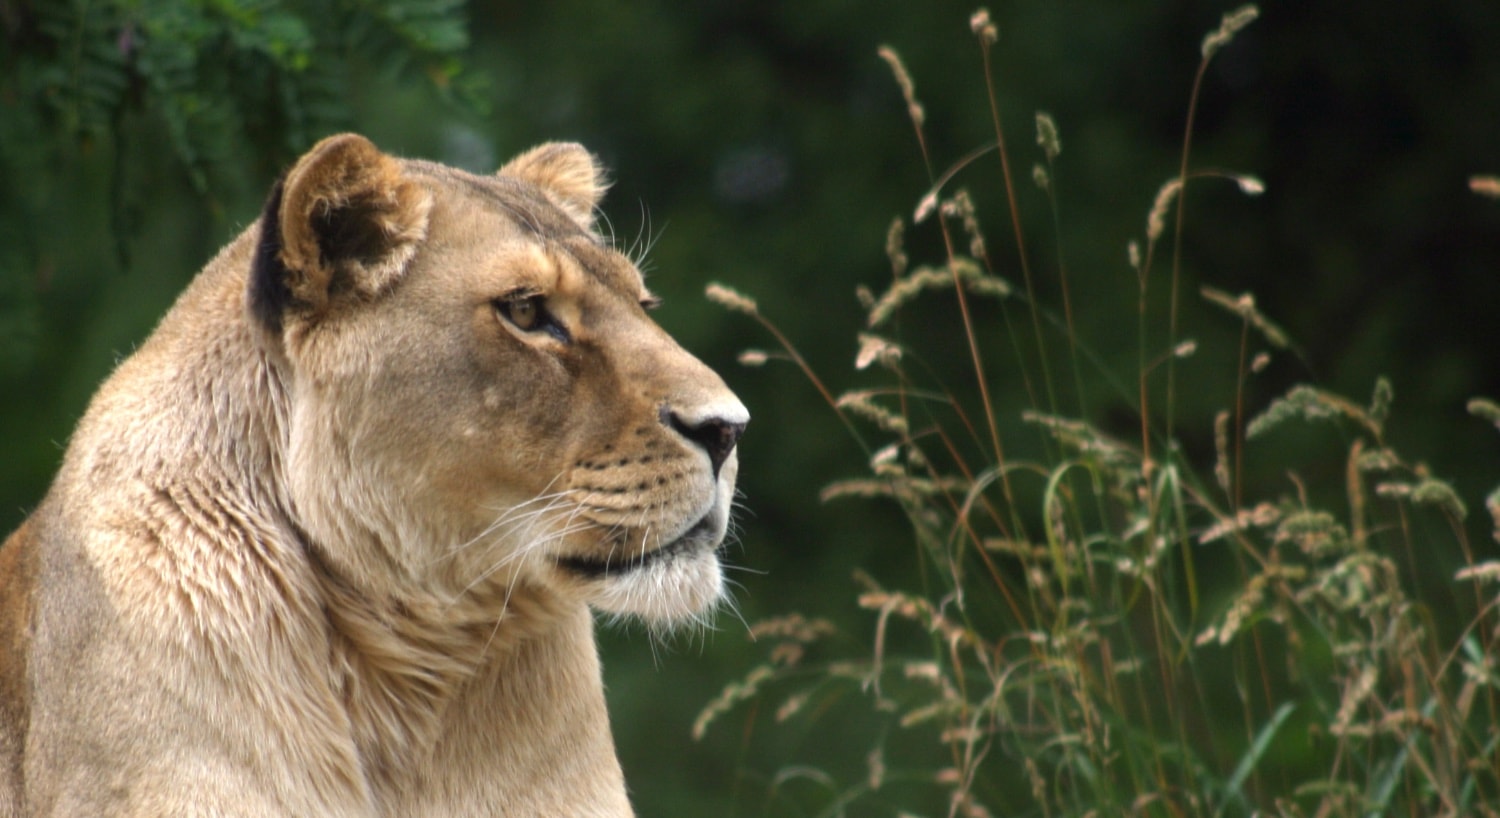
[499,142,608,229]
[250,133,431,333]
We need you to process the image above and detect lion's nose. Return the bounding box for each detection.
[661,403,747,478]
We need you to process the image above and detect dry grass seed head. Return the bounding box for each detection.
[1146,178,1182,243]
[1355,447,1401,472]
[855,333,903,371]
[1471,175,1500,198]
[885,216,909,278]
[866,746,886,792]
[1031,164,1050,191]
[1197,502,1281,546]
[1022,411,1135,468]
[1376,477,1468,519]
[705,282,758,315]
[1201,285,1292,349]
[866,258,1009,328]
[1213,409,1231,493]
[877,45,924,129]
[1034,111,1061,160]
[945,189,988,260]
[692,664,775,740]
[1207,562,1311,647]
[1468,396,1500,429]
[836,390,909,434]
[1233,173,1266,195]
[748,613,837,643]
[969,8,997,44]
[1247,384,1378,440]
[1329,664,1379,737]
[775,691,810,722]
[1274,509,1350,558]
[1411,477,1467,519]
[1201,5,1261,60]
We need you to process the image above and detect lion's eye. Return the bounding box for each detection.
[495,294,570,343]
[501,296,542,331]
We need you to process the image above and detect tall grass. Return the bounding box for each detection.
[698,6,1500,817]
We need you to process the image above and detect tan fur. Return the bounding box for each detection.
[0,134,746,816]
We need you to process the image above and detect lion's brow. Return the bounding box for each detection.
[405,162,599,243]
[562,240,646,301]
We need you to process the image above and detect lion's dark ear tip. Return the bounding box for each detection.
[248,177,291,337]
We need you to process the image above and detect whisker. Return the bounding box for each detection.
[427,476,575,567]
[443,496,600,605]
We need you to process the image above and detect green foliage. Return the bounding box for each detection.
[1,0,481,204]
[13,0,475,145]
[700,6,1500,816]
[0,251,40,376]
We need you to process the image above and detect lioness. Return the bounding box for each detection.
[0,134,746,816]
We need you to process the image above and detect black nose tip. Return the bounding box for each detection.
[664,409,746,477]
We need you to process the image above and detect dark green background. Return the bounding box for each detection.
[4,1,1500,814]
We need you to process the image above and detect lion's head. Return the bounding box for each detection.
[249,134,746,626]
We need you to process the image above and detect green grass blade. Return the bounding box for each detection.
[1216,701,1295,817]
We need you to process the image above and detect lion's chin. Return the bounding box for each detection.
[560,518,727,624]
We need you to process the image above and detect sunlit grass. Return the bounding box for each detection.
[700,6,1500,817]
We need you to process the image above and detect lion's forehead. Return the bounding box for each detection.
[403,160,645,303]
[556,239,648,303]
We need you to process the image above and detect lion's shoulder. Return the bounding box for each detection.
[0,517,38,816]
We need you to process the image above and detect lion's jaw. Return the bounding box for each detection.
[557,433,742,625]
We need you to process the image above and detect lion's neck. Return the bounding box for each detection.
[391,603,633,815]
[306,545,612,787]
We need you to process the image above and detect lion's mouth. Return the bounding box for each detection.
[556,514,718,579]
